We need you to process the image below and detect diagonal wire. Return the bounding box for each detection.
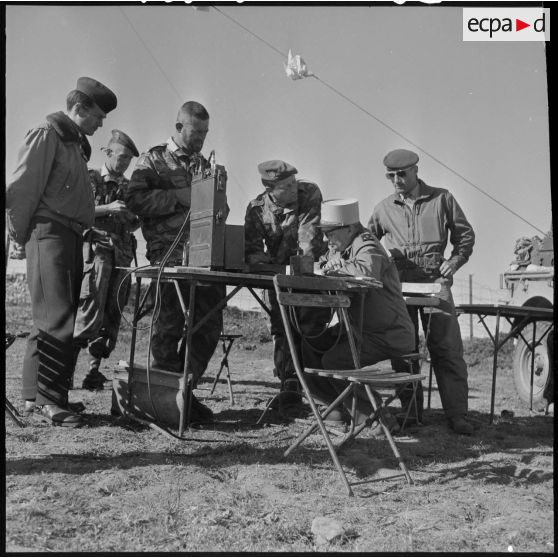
[118,6,249,200]
[210,5,546,235]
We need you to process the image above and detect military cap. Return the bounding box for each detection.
[318,198,360,230]
[76,76,117,114]
[108,129,139,157]
[258,160,298,185]
[383,149,419,170]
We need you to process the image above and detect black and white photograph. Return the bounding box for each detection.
[4,2,553,554]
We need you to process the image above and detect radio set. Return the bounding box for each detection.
[183,151,244,270]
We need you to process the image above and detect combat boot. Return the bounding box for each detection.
[82,357,108,391]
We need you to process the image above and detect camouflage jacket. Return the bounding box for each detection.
[125,137,208,263]
[244,180,327,265]
[89,165,138,257]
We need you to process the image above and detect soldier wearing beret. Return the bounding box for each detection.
[244,160,327,412]
[125,101,223,424]
[6,76,117,427]
[73,130,140,390]
[368,148,477,435]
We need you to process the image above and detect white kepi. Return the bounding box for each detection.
[319,198,360,230]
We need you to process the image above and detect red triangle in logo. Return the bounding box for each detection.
[516,18,530,31]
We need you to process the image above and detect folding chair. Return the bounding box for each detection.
[274,274,425,496]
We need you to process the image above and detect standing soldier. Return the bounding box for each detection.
[6,77,117,427]
[73,130,140,390]
[368,148,477,435]
[125,101,223,424]
[244,160,327,411]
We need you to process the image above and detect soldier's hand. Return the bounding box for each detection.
[9,242,26,260]
[439,260,456,278]
[175,188,191,207]
[106,200,129,215]
[322,257,343,272]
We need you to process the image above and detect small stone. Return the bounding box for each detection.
[311,516,345,545]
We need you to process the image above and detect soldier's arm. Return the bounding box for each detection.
[6,127,56,245]
[445,192,475,273]
[367,206,385,239]
[244,203,270,264]
[125,152,183,218]
[298,185,327,259]
[326,240,385,280]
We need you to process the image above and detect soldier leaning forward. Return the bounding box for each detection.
[74,129,140,390]
[244,160,327,412]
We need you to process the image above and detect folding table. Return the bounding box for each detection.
[456,303,553,424]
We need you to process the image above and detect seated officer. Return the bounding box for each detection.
[301,198,416,427]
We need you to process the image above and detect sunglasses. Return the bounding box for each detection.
[385,166,415,179]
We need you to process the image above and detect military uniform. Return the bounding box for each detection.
[74,146,139,385]
[368,149,475,422]
[5,77,117,424]
[244,160,327,387]
[125,137,223,380]
[302,223,415,413]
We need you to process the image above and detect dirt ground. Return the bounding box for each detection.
[4,278,554,554]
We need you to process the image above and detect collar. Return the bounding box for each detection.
[393,179,431,205]
[100,163,124,183]
[46,111,91,161]
[167,136,182,153]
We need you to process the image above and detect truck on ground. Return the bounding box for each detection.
[502,230,554,412]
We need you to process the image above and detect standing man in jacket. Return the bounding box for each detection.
[368,148,477,435]
[74,129,140,390]
[244,160,327,411]
[6,77,117,427]
[125,101,222,424]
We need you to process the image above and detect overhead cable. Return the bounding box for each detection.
[211,5,546,235]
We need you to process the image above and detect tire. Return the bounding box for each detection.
[513,323,553,408]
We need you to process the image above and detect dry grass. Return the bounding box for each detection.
[5,277,554,553]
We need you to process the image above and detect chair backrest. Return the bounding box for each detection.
[273,274,361,371]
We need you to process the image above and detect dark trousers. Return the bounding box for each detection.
[406,279,469,419]
[22,218,83,405]
[74,246,132,360]
[301,325,396,414]
[152,280,224,382]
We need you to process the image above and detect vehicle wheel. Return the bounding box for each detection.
[513,324,553,408]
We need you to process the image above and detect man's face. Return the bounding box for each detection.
[106,143,134,176]
[76,103,106,136]
[175,115,209,153]
[324,226,352,253]
[386,165,418,196]
[268,176,298,207]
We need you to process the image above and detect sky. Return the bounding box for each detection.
[4,3,552,294]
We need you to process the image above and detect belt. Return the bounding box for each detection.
[95,218,130,236]
[34,208,87,236]
[394,254,442,271]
